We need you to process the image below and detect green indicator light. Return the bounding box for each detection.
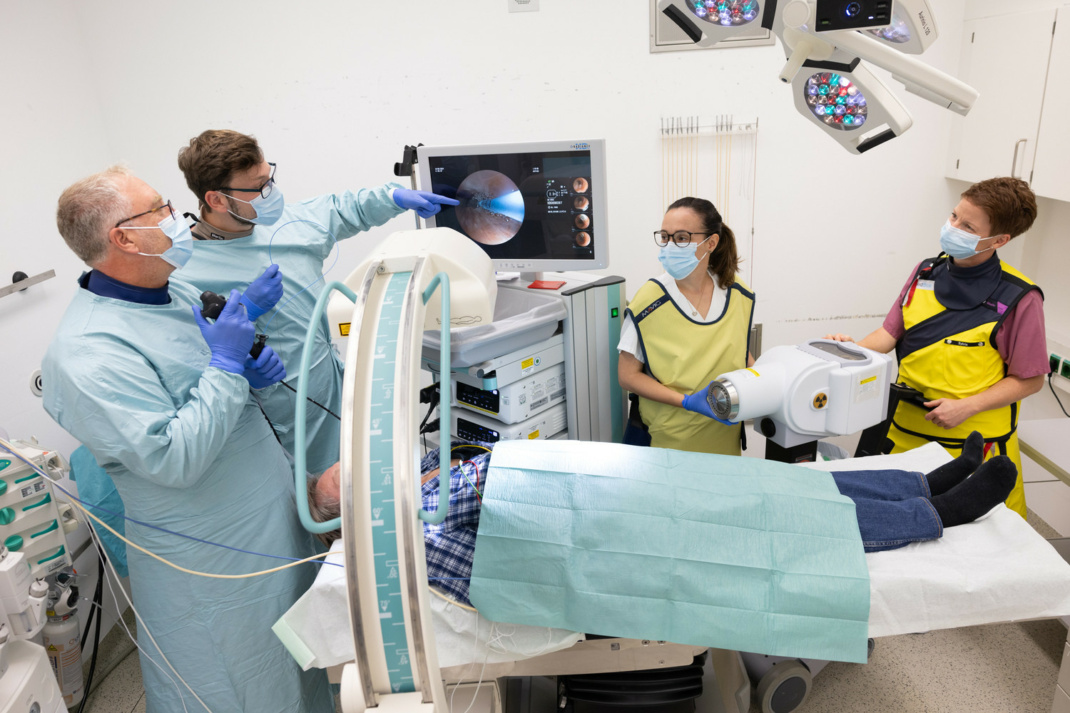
[611,308,619,318]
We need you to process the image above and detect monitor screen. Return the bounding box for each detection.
[417,139,608,272]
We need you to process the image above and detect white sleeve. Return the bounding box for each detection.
[617,314,645,364]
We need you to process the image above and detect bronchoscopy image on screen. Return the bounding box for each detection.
[426,150,595,262]
[455,170,524,245]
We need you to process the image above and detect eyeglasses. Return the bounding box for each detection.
[218,162,277,199]
[115,200,177,228]
[653,230,712,247]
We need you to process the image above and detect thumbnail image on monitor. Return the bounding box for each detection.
[417,139,608,272]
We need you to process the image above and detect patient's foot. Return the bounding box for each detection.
[925,431,985,496]
[930,455,1017,528]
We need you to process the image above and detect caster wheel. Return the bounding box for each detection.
[756,659,811,713]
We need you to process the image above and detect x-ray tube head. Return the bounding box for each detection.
[707,363,787,423]
[708,340,892,447]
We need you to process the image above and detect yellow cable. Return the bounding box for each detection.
[63,487,333,579]
[451,444,491,455]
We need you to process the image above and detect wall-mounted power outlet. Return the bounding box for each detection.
[1049,351,1070,393]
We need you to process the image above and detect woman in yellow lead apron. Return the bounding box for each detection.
[827,177,1049,518]
[618,197,754,455]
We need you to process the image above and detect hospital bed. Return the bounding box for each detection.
[275,442,1070,713]
[285,230,1070,711]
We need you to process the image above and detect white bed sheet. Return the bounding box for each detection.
[802,442,1070,637]
[272,540,584,671]
[274,443,1070,670]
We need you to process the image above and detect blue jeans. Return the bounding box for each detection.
[831,469,942,552]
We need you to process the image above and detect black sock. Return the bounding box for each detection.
[925,431,985,496]
[930,455,1018,528]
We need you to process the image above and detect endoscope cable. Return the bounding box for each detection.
[262,217,340,331]
[0,439,339,579]
[91,523,206,713]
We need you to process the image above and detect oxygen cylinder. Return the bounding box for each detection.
[43,611,84,707]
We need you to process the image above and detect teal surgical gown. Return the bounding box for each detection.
[42,279,332,713]
[177,186,404,477]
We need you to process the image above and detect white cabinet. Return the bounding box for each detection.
[1032,11,1070,202]
[946,8,1057,185]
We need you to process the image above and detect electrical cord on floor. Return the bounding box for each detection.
[1049,374,1070,418]
[76,550,106,713]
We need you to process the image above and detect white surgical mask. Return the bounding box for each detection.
[940,220,995,260]
[225,184,285,226]
[658,237,712,280]
[129,213,194,268]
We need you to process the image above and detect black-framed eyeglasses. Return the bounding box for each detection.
[115,200,177,228]
[654,230,712,247]
[218,162,277,199]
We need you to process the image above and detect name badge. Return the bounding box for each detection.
[916,279,935,291]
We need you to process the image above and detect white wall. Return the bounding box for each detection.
[0,0,123,662]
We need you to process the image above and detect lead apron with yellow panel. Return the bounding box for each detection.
[890,256,1042,519]
[626,277,754,455]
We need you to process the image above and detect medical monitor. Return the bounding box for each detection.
[417,139,608,272]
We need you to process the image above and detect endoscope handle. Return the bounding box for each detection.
[199,290,227,320]
[199,290,268,358]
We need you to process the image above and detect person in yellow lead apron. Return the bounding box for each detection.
[618,197,755,455]
[828,177,1050,518]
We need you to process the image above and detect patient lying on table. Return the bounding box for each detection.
[307,433,1015,608]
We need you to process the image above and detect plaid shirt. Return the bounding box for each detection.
[419,443,494,606]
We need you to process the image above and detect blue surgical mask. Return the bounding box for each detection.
[940,220,995,260]
[131,213,194,268]
[226,185,285,226]
[658,237,711,280]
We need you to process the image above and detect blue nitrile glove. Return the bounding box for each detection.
[392,189,460,219]
[192,289,255,374]
[239,264,283,321]
[682,383,718,420]
[243,346,286,389]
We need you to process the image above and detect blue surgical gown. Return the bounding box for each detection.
[42,279,332,713]
[69,446,128,578]
[177,186,404,476]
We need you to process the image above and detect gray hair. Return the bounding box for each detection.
[56,165,133,266]
[307,474,342,547]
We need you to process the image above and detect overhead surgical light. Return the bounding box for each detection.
[656,0,975,154]
[687,0,761,26]
[864,0,937,54]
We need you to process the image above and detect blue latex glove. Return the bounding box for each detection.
[392,189,460,219]
[681,383,718,420]
[240,264,283,321]
[192,289,255,374]
[243,346,286,389]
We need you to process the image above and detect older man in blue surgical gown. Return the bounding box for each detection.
[42,166,332,713]
[176,129,458,477]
